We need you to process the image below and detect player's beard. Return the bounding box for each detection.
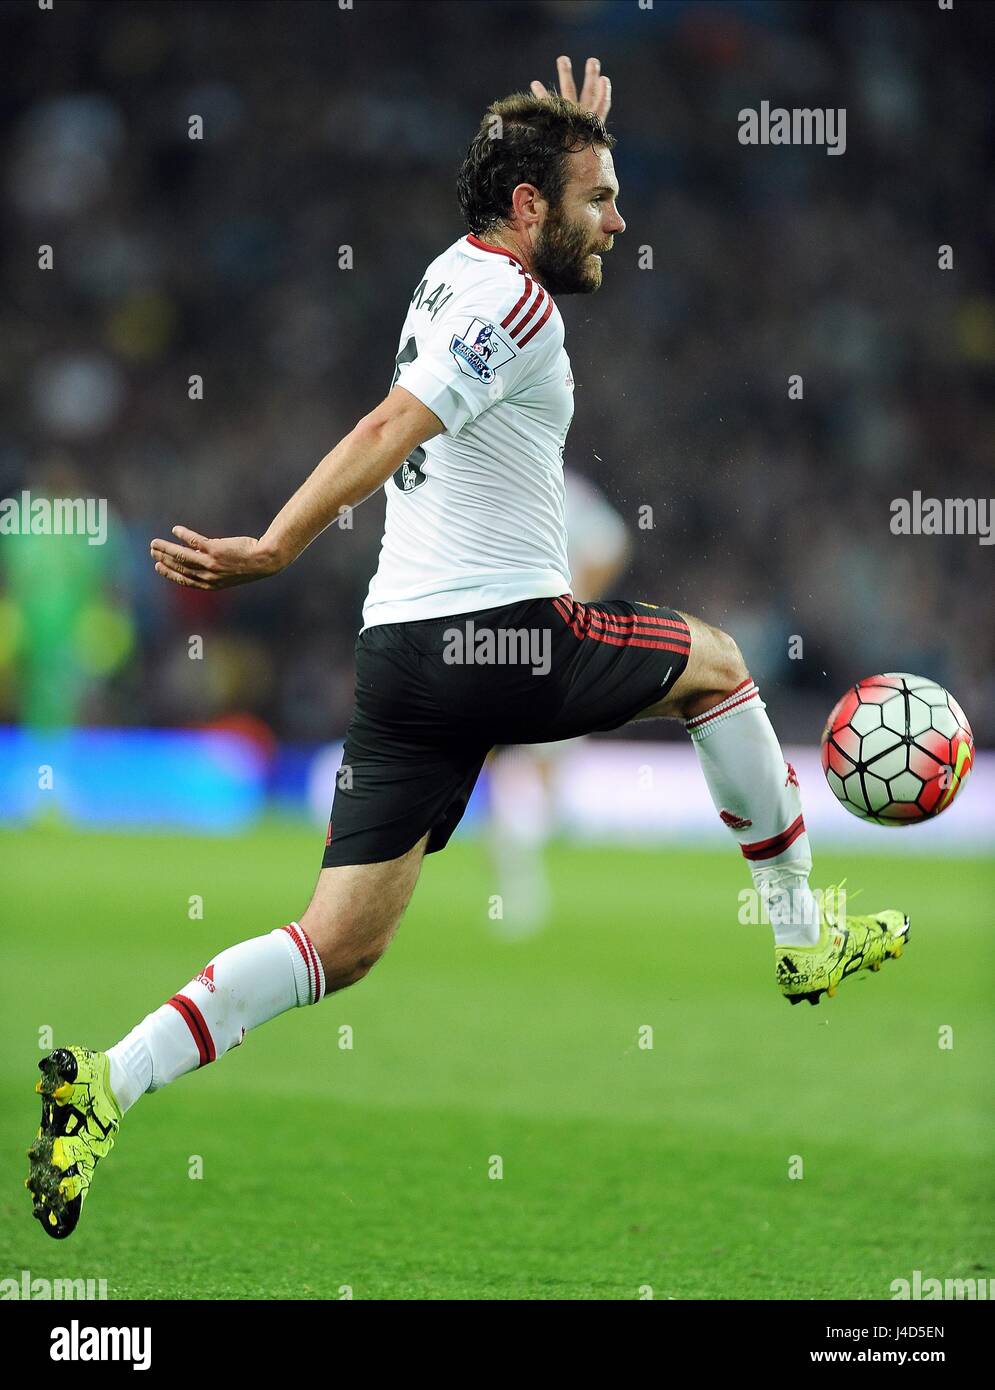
[532,204,609,296]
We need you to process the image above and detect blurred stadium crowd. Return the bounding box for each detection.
[1,0,992,743]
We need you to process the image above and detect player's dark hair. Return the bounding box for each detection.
[456,93,615,236]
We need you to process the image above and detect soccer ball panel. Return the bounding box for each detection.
[921,685,952,707]
[831,724,861,760]
[861,728,903,766]
[905,695,932,737]
[842,771,871,816]
[882,672,932,692]
[825,740,856,776]
[930,706,958,738]
[947,693,972,733]
[861,772,890,813]
[880,801,927,823]
[824,687,859,735]
[881,695,910,735]
[855,685,895,706]
[826,769,847,801]
[916,728,953,770]
[850,702,883,734]
[889,770,922,803]
[908,743,945,779]
[918,774,946,815]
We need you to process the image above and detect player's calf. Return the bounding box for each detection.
[298,832,428,992]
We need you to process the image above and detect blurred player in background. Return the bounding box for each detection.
[488,469,629,935]
[0,463,132,730]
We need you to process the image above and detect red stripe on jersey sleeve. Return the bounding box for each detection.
[517,296,554,346]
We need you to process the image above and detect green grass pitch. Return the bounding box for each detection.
[1,822,992,1300]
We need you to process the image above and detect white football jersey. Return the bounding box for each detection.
[361,234,575,629]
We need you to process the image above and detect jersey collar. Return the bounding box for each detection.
[464,233,531,274]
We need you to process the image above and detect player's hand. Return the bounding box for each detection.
[150,526,284,590]
[530,56,612,122]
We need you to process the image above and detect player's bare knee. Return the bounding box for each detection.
[300,887,406,994]
[323,945,387,994]
[713,627,749,695]
[669,620,750,720]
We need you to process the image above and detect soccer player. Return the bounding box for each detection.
[27,57,908,1239]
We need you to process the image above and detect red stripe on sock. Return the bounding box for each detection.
[167,994,216,1066]
[686,687,759,728]
[282,924,315,1004]
[299,925,323,1004]
[740,815,807,861]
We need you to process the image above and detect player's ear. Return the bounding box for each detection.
[509,182,544,226]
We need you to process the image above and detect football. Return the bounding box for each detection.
[822,673,974,824]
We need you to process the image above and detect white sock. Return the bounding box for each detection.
[106,923,324,1112]
[686,680,820,946]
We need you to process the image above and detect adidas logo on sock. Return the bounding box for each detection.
[194,963,216,994]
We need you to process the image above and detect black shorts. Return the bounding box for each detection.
[321,593,692,867]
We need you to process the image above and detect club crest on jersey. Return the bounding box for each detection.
[449,319,516,383]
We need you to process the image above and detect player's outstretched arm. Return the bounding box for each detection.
[530,55,612,122]
[150,388,444,590]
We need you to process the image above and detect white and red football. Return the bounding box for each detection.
[822,673,974,824]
